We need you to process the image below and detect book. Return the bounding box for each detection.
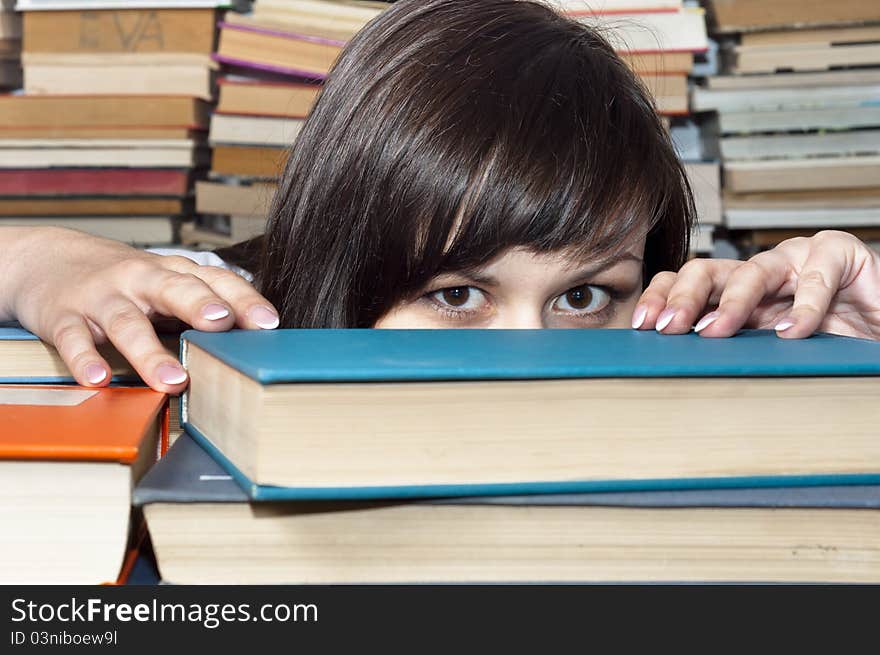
[216,77,319,118]
[724,156,880,193]
[0,125,204,139]
[692,84,880,113]
[195,180,275,217]
[179,328,880,498]
[724,207,880,229]
[0,385,166,584]
[731,42,880,74]
[576,6,708,53]
[214,21,344,79]
[209,113,305,147]
[0,95,210,129]
[720,130,880,162]
[0,197,185,216]
[706,69,880,90]
[225,1,385,42]
[716,106,880,134]
[22,8,217,54]
[555,0,683,16]
[16,1,236,9]
[229,214,267,241]
[136,433,880,584]
[724,188,880,211]
[684,161,722,226]
[0,323,177,382]
[210,144,288,178]
[0,168,191,196]
[23,59,216,99]
[704,0,880,33]
[618,50,692,74]
[0,141,208,168]
[0,215,176,243]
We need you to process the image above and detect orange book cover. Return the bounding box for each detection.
[0,385,167,462]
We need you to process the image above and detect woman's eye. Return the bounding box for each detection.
[430,286,486,311]
[553,285,611,314]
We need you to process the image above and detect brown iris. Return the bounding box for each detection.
[442,287,470,306]
[564,285,593,310]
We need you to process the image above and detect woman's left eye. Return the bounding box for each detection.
[429,286,487,312]
[552,285,611,314]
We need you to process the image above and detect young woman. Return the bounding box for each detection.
[2,0,879,394]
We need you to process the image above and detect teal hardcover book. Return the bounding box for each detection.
[180,328,880,500]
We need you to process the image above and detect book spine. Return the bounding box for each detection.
[179,337,189,426]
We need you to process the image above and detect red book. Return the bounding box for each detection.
[0,168,190,197]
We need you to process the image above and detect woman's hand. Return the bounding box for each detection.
[632,230,880,341]
[1,227,279,392]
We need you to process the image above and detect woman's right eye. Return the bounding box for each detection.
[428,286,487,312]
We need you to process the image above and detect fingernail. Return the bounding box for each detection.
[775,318,796,332]
[631,305,647,329]
[694,311,720,333]
[656,308,676,332]
[157,363,187,385]
[201,303,230,321]
[250,305,280,330]
[84,363,107,385]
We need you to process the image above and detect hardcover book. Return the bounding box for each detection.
[0,385,167,584]
[136,433,880,584]
[180,328,880,498]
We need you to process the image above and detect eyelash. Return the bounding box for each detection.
[423,285,626,323]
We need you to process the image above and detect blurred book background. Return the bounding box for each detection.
[0,0,878,257]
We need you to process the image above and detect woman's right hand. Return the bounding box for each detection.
[1,227,279,393]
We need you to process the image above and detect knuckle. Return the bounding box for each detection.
[677,258,708,276]
[649,270,676,286]
[160,255,199,272]
[105,307,145,337]
[799,269,832,290]
[51,322,82,352]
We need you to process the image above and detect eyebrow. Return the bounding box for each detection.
[459,252,644,288]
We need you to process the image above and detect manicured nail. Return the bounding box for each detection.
[157,363,187,385]
[775,318,796,332]
[694,311,720,333]
[84,363,107,384]
[631,305,647,329]
[201,303,230,321]
[656,308,676,332]
[250,306,280,329]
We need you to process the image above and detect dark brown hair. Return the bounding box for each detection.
[255,0,695,327]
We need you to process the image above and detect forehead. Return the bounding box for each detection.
[474,241,646,275]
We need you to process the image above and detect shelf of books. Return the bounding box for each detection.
[0,0,236,246]
[696,0,880,257]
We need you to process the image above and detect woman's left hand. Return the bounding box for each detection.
[632,230,880,341]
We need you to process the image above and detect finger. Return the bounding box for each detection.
[632,271,676,329]
[91,295,189,393]
[656,259,739,334]
[48,315,113,387]
[775,244,846,339]
[187,265,279,330]
[701,251,789,338]
[151,256,279,330]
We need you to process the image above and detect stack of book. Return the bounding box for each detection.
[135,328,880,584]
[187,0,384,247]
[695,0,880,257]
[0,324,169,583]
[0,0,232,246]
[0,0,20,90]
[560,0,721,257]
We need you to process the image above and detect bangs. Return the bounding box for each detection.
[260,0,694,327]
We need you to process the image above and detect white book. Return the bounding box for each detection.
[691,223,714,253]
[577,7,708,53]
[24,63,214,100]
[721,130,880,161]
[725,207,880,229]
[693,84,880,113]
[209,114,305,147]
[0,144,207,168]
[718,106,880,134]
[0,216,174,245]
[16,0,235,9]
[552,0,682,14]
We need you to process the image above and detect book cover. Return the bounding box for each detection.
[181,328,880,385]
[135,431,880,509]
[0,385,166,462]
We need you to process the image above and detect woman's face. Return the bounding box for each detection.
[375,238,646,329]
